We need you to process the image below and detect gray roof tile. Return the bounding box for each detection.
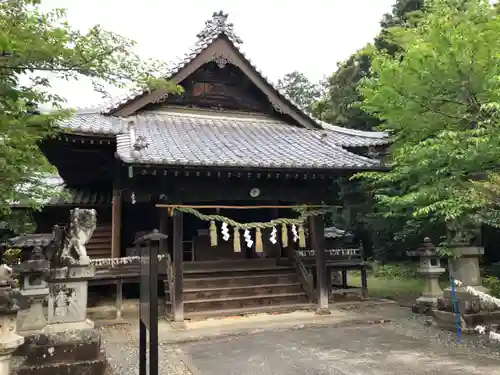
[57,110,387,148]
[116,111,380,170]
[14,173,112,207]
[59,109,123,135]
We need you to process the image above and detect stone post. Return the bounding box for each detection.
[446,246,487,296]
[14,246,50,335]
[407,238,445,313]
[434,245,500,332]
[43,264,96,333]
[41,207,97,333]
[0,266,29,375]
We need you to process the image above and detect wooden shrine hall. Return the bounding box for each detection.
[13,11,389,320]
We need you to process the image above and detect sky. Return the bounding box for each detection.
[38,0,397,109]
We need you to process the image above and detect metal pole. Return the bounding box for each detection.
[149,239,159,375]
[450,276,462,344]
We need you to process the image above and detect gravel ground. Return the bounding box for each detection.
[9,304,500,374]
[100,325,192,375]
[179,308,500,375]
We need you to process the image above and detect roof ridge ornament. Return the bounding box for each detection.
[196,11,243,45]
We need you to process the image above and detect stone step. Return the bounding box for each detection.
[184,266,295,278]
[183,258,288,271]
[183,283,303,301]
[183,292,309,312]
[18,354,106,375]
[184,303,314,320]
[183,273,298,289]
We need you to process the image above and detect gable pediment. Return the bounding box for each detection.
[110,14,319,129]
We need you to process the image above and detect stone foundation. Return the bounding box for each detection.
[17,330,106,375]
[432,309,500,333]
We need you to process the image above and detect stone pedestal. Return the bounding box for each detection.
[43,264,95,334]
[407,238,445,314]
[17,330,106,375]
[0,268,30,375]
[433,246,500,332]
[14,248,50,336]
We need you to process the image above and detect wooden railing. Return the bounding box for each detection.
[287,248,315,303]
[295,247,367,297]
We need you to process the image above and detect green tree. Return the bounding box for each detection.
[0,0,181,227]
[276,71,322,113]
[356,0,500,247]
[315,0,425,130]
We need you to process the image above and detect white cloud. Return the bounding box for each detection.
[37,0,395,108]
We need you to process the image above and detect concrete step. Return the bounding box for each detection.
[183,272,299,289]
[183,292,309,313]
[184,303,314,320]
[183,283,303,301]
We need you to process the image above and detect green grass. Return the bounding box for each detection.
[348,272,449,303]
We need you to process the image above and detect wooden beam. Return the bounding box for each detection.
[156,204,331,210]
[172,210,184,322]
[309,214,330,314]
[111,187,122,258]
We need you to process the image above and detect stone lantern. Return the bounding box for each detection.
[407,237,445,313]
[0,266,30,375]
[14,246,50,335]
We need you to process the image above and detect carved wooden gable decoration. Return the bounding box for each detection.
[153,61,273,113]
[110,12,318,129]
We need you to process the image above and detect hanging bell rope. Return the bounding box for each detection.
[255,228,263,253]
[298,224,306,248]
[281,224,288,248]
[233,227,241,252]
[209,220,218,247]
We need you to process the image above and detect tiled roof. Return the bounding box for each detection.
[3,233,53,248]
[60,108,123,135]
[14,173,112,207]
[324,226,348,239]
[58,109,387,148]
[95,11,389,146]
[116,111,381,170]
[47,187,112,206]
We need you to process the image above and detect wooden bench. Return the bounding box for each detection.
[296,248,367,297]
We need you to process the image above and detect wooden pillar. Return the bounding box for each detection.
[111,187,122,258]
[272,207,281,263]
[159,208,169,317]
[172,210,184,322]
[159,209,169,254]
[309,214,330,313]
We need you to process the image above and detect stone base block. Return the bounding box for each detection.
[437,295,492,316]
[17,354,106,375]
[17,329,106,375]
[443,285,490,302]
[42,319,94,334]
[412,296,439,314]
[25,331,101,366]
[432,309,500,333]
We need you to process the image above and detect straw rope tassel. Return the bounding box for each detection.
[233,227,241,252]
[255,228,263,253]
[281,224,288,248]
[209,220,218,247]
[298,224,306,248]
